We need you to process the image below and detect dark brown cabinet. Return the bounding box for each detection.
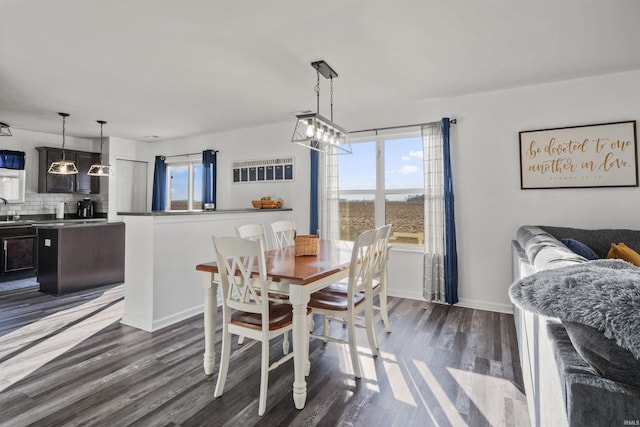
[0,225,37,282]
[36,147,101,194]
[3,235,37,273]
[37,222,125,295]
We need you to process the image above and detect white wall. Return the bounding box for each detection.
[340,69,640,312]
[152,122,313,233]
[127,69,640,313]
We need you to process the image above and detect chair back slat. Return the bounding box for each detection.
[214,236,268,316]
[270,220,296,249]
[348,228,378,298]
[372,224,392,279]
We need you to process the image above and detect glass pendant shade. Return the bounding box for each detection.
[87,164,113,176]
[0,122,12,136]
[48,159,79,174]
[48,112,78,175]
[292,113,352,154]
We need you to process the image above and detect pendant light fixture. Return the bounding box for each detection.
[291,60,351,154]
[88,120,114,176]
[0,122,12,137]
[48,112,79,175]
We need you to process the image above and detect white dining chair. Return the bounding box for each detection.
[270,220,296,249]
[236,223,268,251]
[235,223,290,352]
[212,236,310,416]
[371,224,392,333]
[307,228,379,378]
[314,224,393,348]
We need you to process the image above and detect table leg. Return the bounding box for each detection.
[289,284,310,409]
[202,273,217,375]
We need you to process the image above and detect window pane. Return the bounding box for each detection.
[338,141,376,190]
[169,165,189,210]
[193,163,203,210]
[385,193,424,246]
[339,195,375,241]
[385,136,424,190]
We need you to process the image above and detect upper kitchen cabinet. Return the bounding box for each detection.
[37,147,101,194]
[75,151,101,194]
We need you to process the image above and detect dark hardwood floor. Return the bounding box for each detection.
[0,285,529,426]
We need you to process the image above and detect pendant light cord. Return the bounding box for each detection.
[61,114,66,160]
[315,69,320,115]
[330,76,334,122]
[99,122,104,155]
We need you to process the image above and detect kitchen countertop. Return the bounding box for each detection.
[0,218,113,228]
[117,208,291,216]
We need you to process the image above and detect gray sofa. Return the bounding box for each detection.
[511,225,640,427]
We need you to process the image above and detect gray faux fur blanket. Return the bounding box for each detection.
[509,259,640,359]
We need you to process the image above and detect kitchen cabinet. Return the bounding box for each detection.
[0,224,37,282]
[36,147,101,194]
[76,151,101,194]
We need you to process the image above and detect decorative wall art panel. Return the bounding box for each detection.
[232,157,295,183]
[519,121,638,189]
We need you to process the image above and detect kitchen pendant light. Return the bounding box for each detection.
[87,120,114,176]
[0,122,12,137]
[291,60,351,154]
[48,112,79,175]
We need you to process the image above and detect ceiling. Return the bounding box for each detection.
[1,0,640,142]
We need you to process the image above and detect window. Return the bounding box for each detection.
[338,132,424,246]
[167,160,202,210]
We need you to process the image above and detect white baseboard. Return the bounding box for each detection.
[152,304,204,331]
[388,289,513,314]
[456,298,513,314]
[121,304,204,332]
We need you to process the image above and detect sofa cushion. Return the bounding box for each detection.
[561,238,599,260]
[541,226,640,259]
[563,321,640,389]
[607,242,640,267]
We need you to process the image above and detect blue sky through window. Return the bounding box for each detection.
[170,163,203,201]
[339,136,423,194]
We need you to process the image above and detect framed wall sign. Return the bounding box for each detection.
[519,121,638,189]
[232,157,295,184]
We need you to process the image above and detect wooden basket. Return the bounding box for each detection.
[261,199,283,209]
[295,235,319,256]
[252,198,283,209]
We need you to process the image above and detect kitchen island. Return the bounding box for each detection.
[118,209,293,332]
[37,221,125,296]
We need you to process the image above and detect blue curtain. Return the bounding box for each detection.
[309,144,319,235]
[442,118,458,304]
[202,150,217,205]
[0,150,25,170]
[151,156,167,211]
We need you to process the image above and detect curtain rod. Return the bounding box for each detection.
[162,150,218,159]
[349,118,457,135]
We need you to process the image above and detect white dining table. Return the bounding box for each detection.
[196,239,353,409]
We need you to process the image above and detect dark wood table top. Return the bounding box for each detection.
[196,240,353,285]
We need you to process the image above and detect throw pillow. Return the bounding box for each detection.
[607,242,640,266]
[563,321,640,388]
[561,238,600,260]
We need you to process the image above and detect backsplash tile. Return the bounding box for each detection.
[0,192,109,216]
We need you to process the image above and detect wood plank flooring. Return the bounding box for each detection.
[0,285,529,426]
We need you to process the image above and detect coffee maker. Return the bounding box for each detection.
[77,197,95,218]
